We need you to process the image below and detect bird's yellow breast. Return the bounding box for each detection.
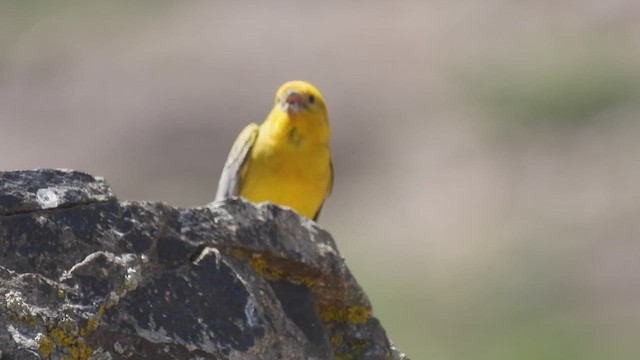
[238,112,332,219]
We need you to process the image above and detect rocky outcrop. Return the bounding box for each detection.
[0,169,405,360]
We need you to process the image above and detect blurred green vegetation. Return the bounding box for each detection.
[357,238,639,360]
[463,46,640,131]
[0,0,169,39]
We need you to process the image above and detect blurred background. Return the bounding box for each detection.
[1,1,640,358]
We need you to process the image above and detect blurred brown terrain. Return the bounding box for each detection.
[1,1,640,359]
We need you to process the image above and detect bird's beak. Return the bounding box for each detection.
[280,90,305,114]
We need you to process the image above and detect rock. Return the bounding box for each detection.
[0,169,114,215]
[0,169,404,360]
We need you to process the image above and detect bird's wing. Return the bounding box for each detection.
[215,123,259,201]
[312,158,333,221]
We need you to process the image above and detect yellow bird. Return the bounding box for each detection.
[215,81,333,221]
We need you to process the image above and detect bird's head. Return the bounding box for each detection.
[274,81,328,119]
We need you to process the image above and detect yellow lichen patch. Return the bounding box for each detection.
[39,325,93,360]
[50,328,74,347]
[6,311,37,326]
[38,285,121,358]
[330,334,342,346]
[330,334,371,359]
[350,340,369,354]
[288,273,318,288]
[231,248,246,260]
[59,270,134,353]
[67,340,93,360]
[249,255,286,279]
[37,334,55,357]
[247,254,322,289]
[346,306,370,324]
[318,305,371,325]
[20,257,141,359]
[332,339,371,360]
[249,256,269,276]
[80,315,100,336]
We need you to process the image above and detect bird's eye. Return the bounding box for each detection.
[308,95,315,104]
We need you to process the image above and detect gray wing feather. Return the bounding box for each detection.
[215,123,259,201]
[312,158,333,221]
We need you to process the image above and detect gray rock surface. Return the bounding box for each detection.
[0,169,401,360]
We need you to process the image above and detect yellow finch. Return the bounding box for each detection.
[215,81,333,220]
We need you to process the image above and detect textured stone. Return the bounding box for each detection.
[0,169,114,215]
[0,169,404,359]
